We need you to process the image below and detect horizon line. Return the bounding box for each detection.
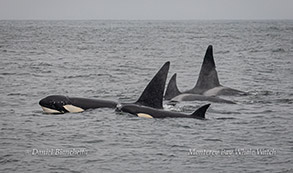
[1,18,293,21]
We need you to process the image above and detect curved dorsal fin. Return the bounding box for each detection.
[191,45,221,92]
[190,104,210,119]
[164,73,182,100]
[135,61,170,109]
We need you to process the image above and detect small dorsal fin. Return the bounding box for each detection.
[190,104,210,119]
[164,73,182,100]
[135,61,170,109]
[190,45,221,93]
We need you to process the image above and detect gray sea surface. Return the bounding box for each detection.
[0,20,292,173]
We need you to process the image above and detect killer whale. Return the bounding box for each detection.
[116,61,211,119]
[164,45,246,102]
[39,95,117,113]
[165,73,236,104]
[38,61,171,114]
[39,61,171,114]
[118,103,210,119]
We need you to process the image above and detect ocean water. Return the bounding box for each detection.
[0,20,292,172]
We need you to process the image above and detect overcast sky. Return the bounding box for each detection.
[0,0,292,20]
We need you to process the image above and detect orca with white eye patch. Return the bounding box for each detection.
[39,95,117,114]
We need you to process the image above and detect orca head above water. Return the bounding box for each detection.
[39,95,72,113]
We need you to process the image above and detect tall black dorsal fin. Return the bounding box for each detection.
[190,104,210,119]
[191,45,221,92]
[164,73,182,100]
[135,61,170,109]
